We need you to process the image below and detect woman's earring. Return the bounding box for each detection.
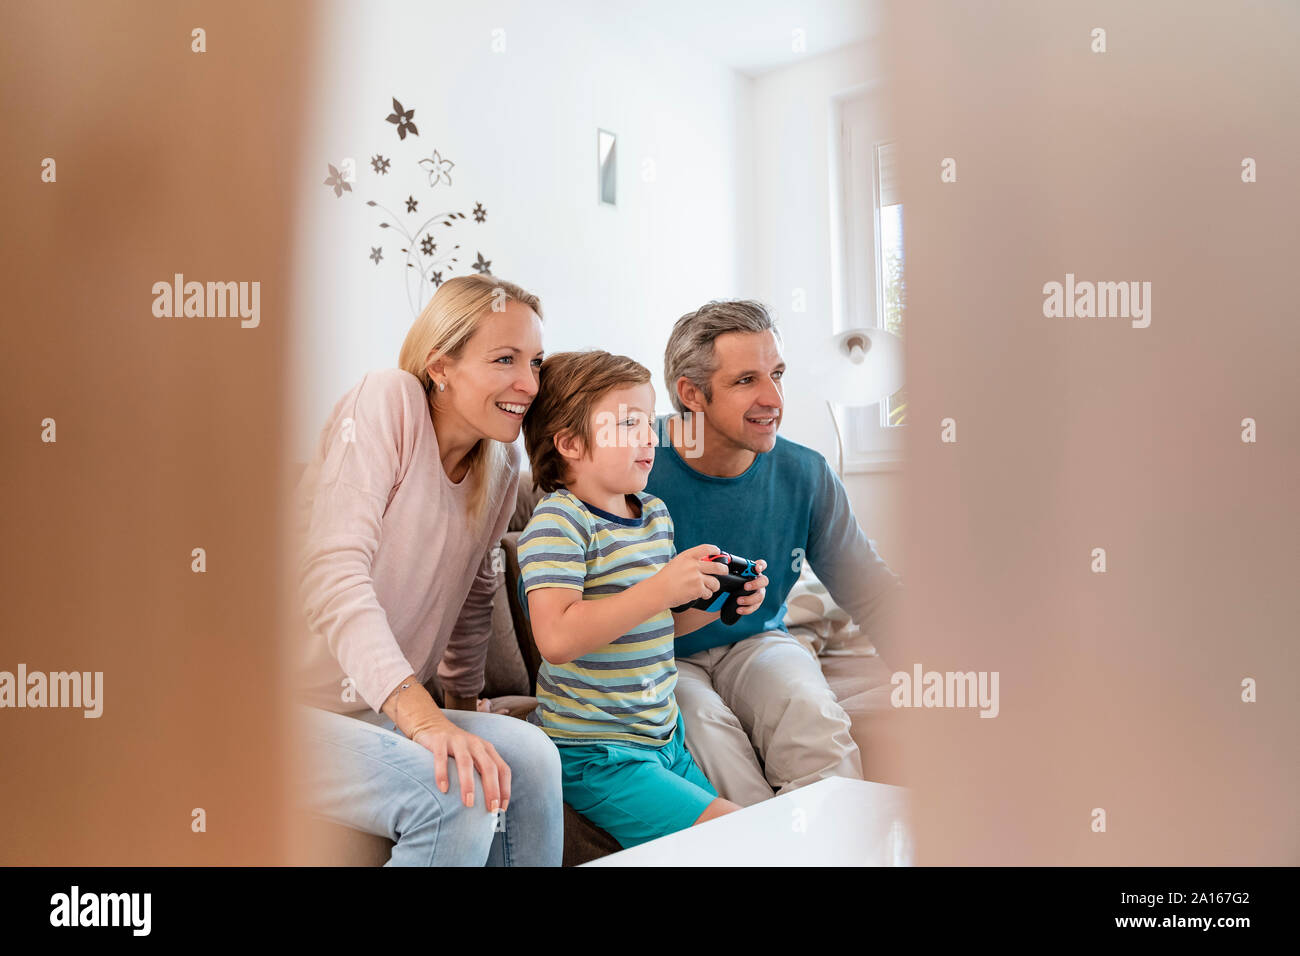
[438,381,446,392]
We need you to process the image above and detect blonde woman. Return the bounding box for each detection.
[293,275,562,866]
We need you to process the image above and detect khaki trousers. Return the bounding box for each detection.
[674,630,864,807]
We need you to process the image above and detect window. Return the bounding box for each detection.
[830,89,905,470]
[876,142,907,427]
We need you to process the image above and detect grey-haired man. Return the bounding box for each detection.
[644,299,903,806]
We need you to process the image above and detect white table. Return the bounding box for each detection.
[582,777,913,866]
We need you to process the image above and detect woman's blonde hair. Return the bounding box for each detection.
[397,274,544,522]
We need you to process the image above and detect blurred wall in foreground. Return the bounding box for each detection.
[888,0,1299,863]
[0,0,313,863]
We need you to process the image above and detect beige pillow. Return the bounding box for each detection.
[783,561,878,657]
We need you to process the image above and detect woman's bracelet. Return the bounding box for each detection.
[391,679,449,742]
[390,679,415,735]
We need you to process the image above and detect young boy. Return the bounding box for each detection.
[517,350,768,848]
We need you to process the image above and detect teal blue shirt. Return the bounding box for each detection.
[645,414,903,661]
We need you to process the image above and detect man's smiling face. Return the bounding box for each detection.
[699,330,785,454]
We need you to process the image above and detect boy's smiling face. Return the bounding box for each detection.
[560,382,658,498]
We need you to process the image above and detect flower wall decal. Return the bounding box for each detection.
[418,150,455,188]
[325,96,495,316]
[385,97,418,140]
[323,164,352,198]
[367,199,473,312]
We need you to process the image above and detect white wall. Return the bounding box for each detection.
[287,0,754,461]
[750,37,905,574]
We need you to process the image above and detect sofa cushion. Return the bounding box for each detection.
[508,468,546,533]
[482,573,530,697]
[500,531,543,690]
[562,803,621,864]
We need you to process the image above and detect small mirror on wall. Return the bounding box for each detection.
[597,128,617,205]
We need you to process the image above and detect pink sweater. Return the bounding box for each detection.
[292,368,520,715]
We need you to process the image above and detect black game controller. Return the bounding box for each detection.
[671,551,761,625]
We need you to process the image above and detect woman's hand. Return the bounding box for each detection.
[412,718,512,813]
[733,559,768,615]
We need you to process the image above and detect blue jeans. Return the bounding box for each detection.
[297,704,563,866]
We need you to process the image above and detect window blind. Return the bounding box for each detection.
[877,141,899,207]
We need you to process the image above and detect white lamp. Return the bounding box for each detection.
[822,327,904,476]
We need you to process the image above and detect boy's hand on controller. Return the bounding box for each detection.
[734,559,768,615]
[655,543,726,608]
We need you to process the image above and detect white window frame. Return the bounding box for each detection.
[829,86,903,473]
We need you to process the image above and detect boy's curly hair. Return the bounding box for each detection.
[523,350,651,493]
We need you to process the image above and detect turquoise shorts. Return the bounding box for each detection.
[557,710,719,849]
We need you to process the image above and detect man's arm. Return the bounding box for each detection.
[804,456,904,665]
[670,606,720,638]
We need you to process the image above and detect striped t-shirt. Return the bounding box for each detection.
[517,488,679,748]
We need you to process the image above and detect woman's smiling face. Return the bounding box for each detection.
[436,298,544,443]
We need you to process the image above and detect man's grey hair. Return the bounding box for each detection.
[663,300,782,414]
